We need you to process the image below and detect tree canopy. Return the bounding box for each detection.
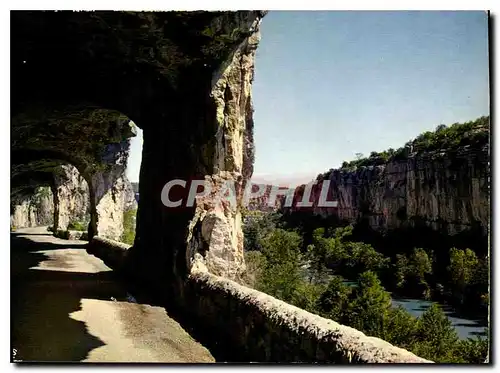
[338,116,489,171]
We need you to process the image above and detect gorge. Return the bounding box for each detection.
[279,116,489,254]
[241,116,490,358]
[10,11,489,364]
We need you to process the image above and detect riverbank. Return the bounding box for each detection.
[392,297,487,340]
[342,280,488,340]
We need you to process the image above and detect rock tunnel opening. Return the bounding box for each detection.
[11,186,54,229]
[10,10,490,364]
[11,10,266,289]
[11,101,138,242]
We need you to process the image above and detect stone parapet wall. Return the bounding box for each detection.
[86,236,432,363]
[182,271,432,363]
[54,229,89,241]
[86,236,130,270]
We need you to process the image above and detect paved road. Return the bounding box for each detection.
[11,227,214,363]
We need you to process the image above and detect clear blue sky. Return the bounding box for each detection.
[126,11,489,184]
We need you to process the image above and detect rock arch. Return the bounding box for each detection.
[11,10,265,293]
[11,101,137,240]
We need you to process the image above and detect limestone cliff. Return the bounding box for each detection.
[11,10,267,287]
[284,117,490,239]
[246,183,288,212]
[11,161,137,242]
[10,187,53,229]
[185,14,263,280]
[54,163,137,240]
[53,165,91,230]
[92,173,137,241]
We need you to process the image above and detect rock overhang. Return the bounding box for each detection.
[11,10,265,196]
[11,11,266,120]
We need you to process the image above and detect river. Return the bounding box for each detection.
[391,297,487,340]
[342,280,487,339]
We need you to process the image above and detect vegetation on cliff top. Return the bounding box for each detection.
[338,116,489,172]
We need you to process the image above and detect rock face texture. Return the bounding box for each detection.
[186,17,262,281]
[88,141,138,241]
[93,174,137,241]
[11,159,136,241]
[11,10,268,286]
[10,187,53,229]
[122,11,266,290]
[10,201,36,229]
[246,184,287,212]
[12,11,266,285]
[284,142,489,240]
[12,11,437,362]
[52,165,90,231]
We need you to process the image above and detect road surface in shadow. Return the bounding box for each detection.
[11,227,214,363]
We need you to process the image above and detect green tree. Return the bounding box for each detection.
[242,250,267,289]
[242,210,281,251]
[448,248,479,303]
[471,256,489,309]
[306,227,348,283]
[31,186,52,206]
[240,222,489,364]
[337,116,489,168]
[412,304,459,362]
[346,271,391,337]
[393,249,432,298]
[315,275,352,322]
[454,336,489,364]
[409,248,433,298]
[410,248,432,280]
[120,208,137,245]
[258,228,304,302]
[435,124,447,132]
[292,281,326,314]
[394,253,409,288]
[67,220,87,231]
[382,306,419,350]
[345,241,390,275]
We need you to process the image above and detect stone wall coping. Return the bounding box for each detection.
[86,236,432,363]
[189,270,433,363]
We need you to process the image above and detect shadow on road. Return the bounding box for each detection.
[11,235,86,252]
[11,231,52,237]
[11,233,128,362]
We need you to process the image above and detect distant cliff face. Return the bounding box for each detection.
[11,163,138,240]
[54,165,91,230]
[283,122,490,239]
[10,187,53,229]
[246,184,286,212]
[93,172,137,240]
